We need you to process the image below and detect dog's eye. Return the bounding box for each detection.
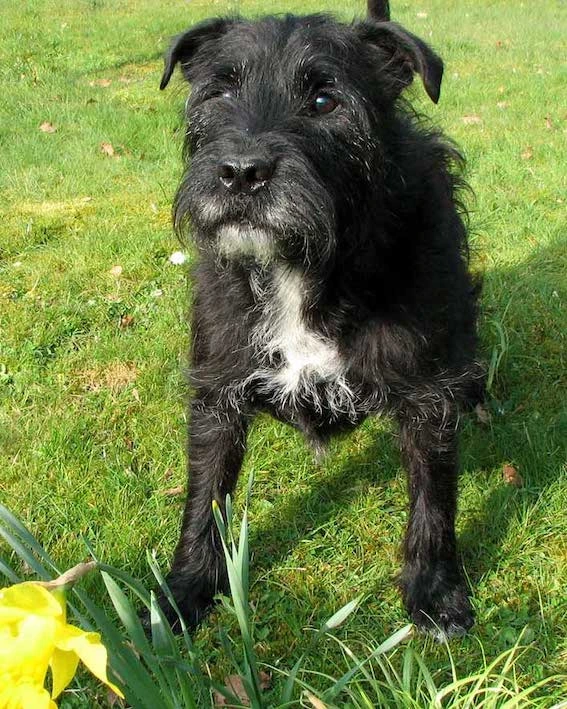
[311,92,339,115]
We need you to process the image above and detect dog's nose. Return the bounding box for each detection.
[217,157,275,194]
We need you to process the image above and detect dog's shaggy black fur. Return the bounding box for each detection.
[158,1,484,638]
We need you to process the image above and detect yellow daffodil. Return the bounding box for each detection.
[0,682,56,709]
[0,582,124,708]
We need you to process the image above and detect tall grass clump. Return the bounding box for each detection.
[0,476,564,707]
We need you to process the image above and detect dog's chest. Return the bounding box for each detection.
[248,268,357,417]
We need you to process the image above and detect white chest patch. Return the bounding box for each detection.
[247,267,357,417]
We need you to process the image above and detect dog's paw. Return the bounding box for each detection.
[401,564,474,641]
[410,584,474,641]
[140,588,214,636]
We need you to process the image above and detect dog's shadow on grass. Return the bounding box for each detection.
[245,238,565,602]
[247,425,400,575]
[457,238,565,586]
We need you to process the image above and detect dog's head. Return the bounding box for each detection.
[161,11,443,270]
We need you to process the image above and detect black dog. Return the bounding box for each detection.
[158,0,483,638]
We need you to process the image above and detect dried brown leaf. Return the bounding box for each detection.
[107,687,124,707]
[214,676,248,706]
[212,690,226,707]
[213,672,271,707]
[100,142,117,157]
[161,485,185,497]
[521,146,533,160]
[545,116,553,129]
[119,314,135,329]
[21,560,34,576]
[306,692,328,709]
[474,403,491,425]
[109,264,123,277]
[39,121,57,133]
[462,115,482,125]
[503,464,523,487]
[90,78,112,87]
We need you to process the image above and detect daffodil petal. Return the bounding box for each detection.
[100,677,124,699]
[0,614,56,684]
[53,621,84,649]
[0,681,57,709]
[0,606,29,624]
[0,583,63,619]
[49,647,79,699]
[56,628,124,698]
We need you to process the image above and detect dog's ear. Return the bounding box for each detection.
[356,21,443,103]
[160,18,235,90]
[367,0,390,21]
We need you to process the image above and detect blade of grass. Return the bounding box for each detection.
[148,590,193,708]
[500,676,567,708]
[100,569,152,655]
[323,625,413,702]
[281,655,304,704]
[66,588,166,708]
[318,596,361,636]
[0,524,53,579]
[94,561,151,608]
[0,556,20,583]
[213,495,264,707]
[146,550,195,654]
[0,503,60,574]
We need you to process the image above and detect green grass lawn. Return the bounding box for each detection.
[1,0,566,704]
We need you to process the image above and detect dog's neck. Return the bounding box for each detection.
[247,261,330,326]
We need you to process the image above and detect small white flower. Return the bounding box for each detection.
[13,261,22,268]
[169,251,186,265]
[151,289,164,298]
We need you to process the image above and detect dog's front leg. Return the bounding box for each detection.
[162,397,248,629]
[397,411,474,639]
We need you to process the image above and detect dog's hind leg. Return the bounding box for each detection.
[159,398,249,630]
[397,408,474,639]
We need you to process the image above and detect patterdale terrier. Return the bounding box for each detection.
[158,0,484,638]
